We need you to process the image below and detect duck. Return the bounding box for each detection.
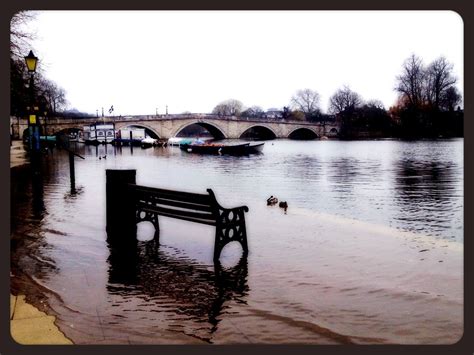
[279,201,288,209]
[266,195,278,205]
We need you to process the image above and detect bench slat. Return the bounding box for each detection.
[138,204,216,221]
[133,184,212,205]
[137,197,214,213]
[138,205,217,226]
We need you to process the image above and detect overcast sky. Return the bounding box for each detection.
[24,11,463,116]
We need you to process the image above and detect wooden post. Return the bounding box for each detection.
[106,169,137,243]
[129,130,133,154]
[69,151,75,192]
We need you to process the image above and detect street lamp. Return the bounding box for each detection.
[25,50,38,73]
[24,50,39,152]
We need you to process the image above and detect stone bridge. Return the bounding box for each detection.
[10,114,340,140]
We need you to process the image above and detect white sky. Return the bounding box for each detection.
[24,10,463,116]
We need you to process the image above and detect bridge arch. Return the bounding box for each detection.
[55,126,83,135]
[52,127,84,142]
[288,127,319,140]
[173,121,227,139]
[239,124,277,140]
[117,123,161,139]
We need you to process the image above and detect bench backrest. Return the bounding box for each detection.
[131,184,218,226]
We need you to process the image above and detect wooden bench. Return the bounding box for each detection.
[105,169,249,262]
[132,184,249,261]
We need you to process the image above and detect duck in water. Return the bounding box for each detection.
[279,201,288,212]
[267,196,278,205]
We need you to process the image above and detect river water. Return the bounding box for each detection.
[10,139,463,344]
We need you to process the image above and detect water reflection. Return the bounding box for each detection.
[106,239,249,342]
[284,155,322,181]
[31,166,46,219]
[395,159,456,202]
[393,158,460,238]
[10,165,60,296]
[328,158,361,192]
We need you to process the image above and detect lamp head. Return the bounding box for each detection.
[24,50,38,73]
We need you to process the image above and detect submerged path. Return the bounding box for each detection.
[10,141,72,345]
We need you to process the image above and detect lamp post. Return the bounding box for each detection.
[24,50,39,152]
[43,111,48,136]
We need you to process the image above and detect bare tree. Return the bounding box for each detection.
[426,56,457,110]
[10,11,36,58]
[37,77,68,114]
[241,105,264,118]
[365,99,385,110]
[395,54,426,109]
[290,89,321,117]
[289,110,306,121]
[441,86,462,112]
[328,86,363,114]
[212,99,243,116]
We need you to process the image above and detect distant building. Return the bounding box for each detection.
[264,110,283,119]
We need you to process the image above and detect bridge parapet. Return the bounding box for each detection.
[11,114,340,140]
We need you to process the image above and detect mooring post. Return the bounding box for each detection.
[106,169,137,242]
[69,151,75,192]
[129,131,133,154]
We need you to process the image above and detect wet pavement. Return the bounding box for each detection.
[10,294,72,345]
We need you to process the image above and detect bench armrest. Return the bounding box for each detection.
[234,205,249,213]
[207,189,249,213]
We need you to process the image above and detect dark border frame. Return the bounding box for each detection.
[1,2,472,355]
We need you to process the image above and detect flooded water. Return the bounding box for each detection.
[10,139,463,344]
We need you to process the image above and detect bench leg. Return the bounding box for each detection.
[240,226,249,257]
[152,215,160,244]
[213,209,249,262]
[136,209,160,244]
[213,230,224,263]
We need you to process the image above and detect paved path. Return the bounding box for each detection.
[10,140,28,168]
[10,294,73,344]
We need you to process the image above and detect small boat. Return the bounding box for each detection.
[180,139,264,155]
[168,137,190,146]
[247,142,265,153]
[168,137,213,147]
[39,135,56,142]
[114,128,146,146]
[140,137,157,148]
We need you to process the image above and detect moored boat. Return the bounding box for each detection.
[83,123,115,145]
[168,137,213,146]
[140,137,157,148]
[114,128,146,146]
[180,141,264,155]
[247,142,265,153]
